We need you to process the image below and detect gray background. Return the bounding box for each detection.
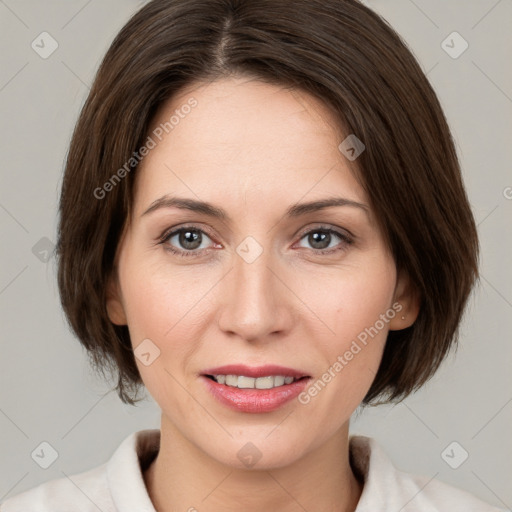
[1,0,511,508]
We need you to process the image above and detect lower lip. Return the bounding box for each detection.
[201,376,310,413]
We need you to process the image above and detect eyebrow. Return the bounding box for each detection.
[141,195,369,220]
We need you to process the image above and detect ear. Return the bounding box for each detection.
[105,271,127,326]
[389,271,421,331]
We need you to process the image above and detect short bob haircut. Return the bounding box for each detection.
[57,0,478,405]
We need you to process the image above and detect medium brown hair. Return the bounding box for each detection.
[57,0,478,405]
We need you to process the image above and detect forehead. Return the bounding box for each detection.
[132,76,367,216]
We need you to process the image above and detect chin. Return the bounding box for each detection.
[213,442,306,471]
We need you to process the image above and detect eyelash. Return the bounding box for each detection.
[158,224,353,258]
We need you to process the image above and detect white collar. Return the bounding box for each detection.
[104,429,501,512]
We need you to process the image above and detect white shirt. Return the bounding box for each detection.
[1,429,504,511]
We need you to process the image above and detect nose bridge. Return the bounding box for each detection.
[217,237,289,340]
[236,244,275,301]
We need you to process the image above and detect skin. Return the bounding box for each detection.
[106,76,419,512]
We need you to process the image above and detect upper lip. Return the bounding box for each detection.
[202,364,309,379]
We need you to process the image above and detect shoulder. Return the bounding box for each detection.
[0,429,160,512]
[349,435,506,512]
[0,463,112,512]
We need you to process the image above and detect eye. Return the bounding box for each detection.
[296,226,353,254]
[158,224,353,258]
[160,226,215,257]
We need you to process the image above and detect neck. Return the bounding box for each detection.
[144,415,363,512]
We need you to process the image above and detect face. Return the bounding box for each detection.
[107,76,417,469]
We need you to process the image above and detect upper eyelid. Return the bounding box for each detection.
[296,224,353,240]
[161,223,215,240]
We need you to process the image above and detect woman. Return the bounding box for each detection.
[1,0,504,510]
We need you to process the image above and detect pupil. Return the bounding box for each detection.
[180,230,201,250]
[310,231,330,249]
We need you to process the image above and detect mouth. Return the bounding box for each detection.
[204,374,308,389]
[200,364,311,413]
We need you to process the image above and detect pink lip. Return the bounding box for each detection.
[200,365,310,413]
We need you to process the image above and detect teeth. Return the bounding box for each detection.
[237,376,255,388]
[255,376,274,389]
[212,374,299,389]
[274,375,285,387]
[225,375,238,386]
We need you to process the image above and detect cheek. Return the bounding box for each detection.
[119,253,211,340]
[309,258,396,351]
[119,265,204,410]
[297,259,396,408]
[117,256,218,391]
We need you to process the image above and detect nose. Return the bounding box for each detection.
[216,243,294,343]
